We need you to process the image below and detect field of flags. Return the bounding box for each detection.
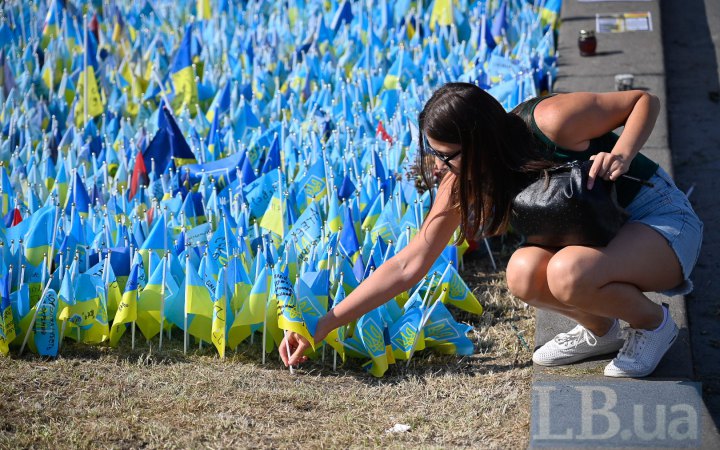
[0,0,560,376]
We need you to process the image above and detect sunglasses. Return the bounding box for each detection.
[423,135,461,169]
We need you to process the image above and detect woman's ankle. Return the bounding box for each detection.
[629,304,666,331]
[584,318,616,337]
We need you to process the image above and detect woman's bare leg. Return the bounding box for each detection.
[506,245,615,336]
[545,223,683,330]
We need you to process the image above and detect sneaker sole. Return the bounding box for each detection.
[533,343,625,367]
[604,331,679,378]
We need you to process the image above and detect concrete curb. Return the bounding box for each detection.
[527,1,720,448]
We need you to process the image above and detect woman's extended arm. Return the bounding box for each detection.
[534,90,661,188]
[280,172,461,366]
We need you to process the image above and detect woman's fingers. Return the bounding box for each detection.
[588,155,605,189]
[279,333,311,367]
[588,153,626,188]
[288,338,310,366]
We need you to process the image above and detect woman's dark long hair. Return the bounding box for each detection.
[418,82,553,241]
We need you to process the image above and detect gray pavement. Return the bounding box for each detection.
[661,0,720,431]
[527,0,720,447]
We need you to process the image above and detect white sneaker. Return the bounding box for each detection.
[533,320,625,366]
[604,305,679,378]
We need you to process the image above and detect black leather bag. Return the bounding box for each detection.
[510,160,628,247]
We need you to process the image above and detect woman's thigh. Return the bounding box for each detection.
[547,222,683,294]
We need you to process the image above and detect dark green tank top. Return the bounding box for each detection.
[512,95,658,207]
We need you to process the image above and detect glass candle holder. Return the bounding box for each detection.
[578,29,597,56]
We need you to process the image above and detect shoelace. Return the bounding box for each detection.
[617,328,646,360]
[554,326,597,348]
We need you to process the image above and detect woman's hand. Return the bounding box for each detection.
[279,332,311,367]
[588,152,631,189]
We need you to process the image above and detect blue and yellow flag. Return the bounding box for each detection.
[259,171,287,238]
[136,255,177,341]
[32,289,60,357]
[326,189,342,233]
[75,28,104,127]
[540,0,563,30]
[423,300,474,356]
[24,205,56,268]
[233,264,269,327]
[430,261,483,315]
[285,200,322,256]
[0,274,15,356]
[41,0,66,49]
[170,24,199,115]
[184,257,213,318]
[357,308,391,377]
[197,0,212,20]
[109,262,140,346]
[430,0,454,30]
[275,263,321,350]
[143,107,198,174]
[389,298,425,361]
[211,266,227,358]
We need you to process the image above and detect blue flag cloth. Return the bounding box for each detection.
[143,108,196,175]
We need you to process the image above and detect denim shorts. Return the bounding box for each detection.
[625,166,703,296]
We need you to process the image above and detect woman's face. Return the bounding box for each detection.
[425,135,462,175]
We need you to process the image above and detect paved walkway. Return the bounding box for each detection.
[661,0,720,429]
[528,1,720,447]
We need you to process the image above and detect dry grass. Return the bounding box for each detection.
[0,245,535,449]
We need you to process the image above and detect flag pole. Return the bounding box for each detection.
[131,312,136,350]
[102,250,112,343]
[6,262,12,311]
[222,265,228,360]
[58,319,67,353]
[19,264,26,292]
[184,254,189,354]
[159,252,168,350]
[163,205,168,254]
[47,203,61,276]
[83,13,89,128]
[17,240,23,277]
[262,269,268,365]
[332,272,344,371]
[40,253,48,289]
[483,238,497,271]
[284,329,295,375]
[222,213,231,264]
[421,273,438,307]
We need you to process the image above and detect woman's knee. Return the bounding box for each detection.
[546,250,598,304]
[506,249,550,301]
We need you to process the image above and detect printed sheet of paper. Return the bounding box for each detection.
[596,11,653,33]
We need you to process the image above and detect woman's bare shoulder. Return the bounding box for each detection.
[533,91,646,150]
